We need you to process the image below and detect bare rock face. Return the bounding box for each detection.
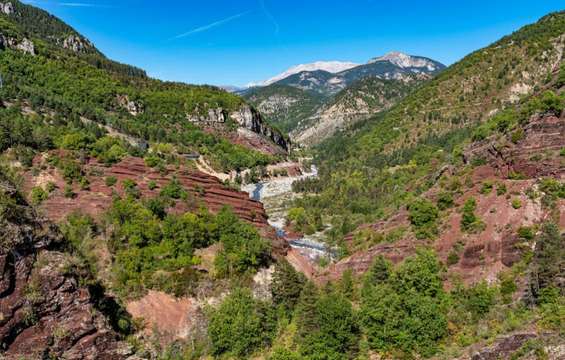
[187,105,290,153]
[0,2,14,15]
[464,113,565,178]
[469,333,537,360]
[230,106,290,153]
[0,183,128,359]
[116,94,144,116]
[62,34,92,53]
[187,107,226,124]
[0,34,35,55]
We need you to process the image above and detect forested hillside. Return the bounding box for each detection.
[0,0,286,172]
[295,11,565,226]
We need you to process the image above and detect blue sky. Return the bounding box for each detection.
[23,0,564,87]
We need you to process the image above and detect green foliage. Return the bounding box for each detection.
[360,250,448,357]
[408,198,439,239]
[538,178,565,199]
[530,223,564,301]
[208,288,276,357]
[364,255,392,287]
[63,184,75,198]
[511,198,522,209]
[461,198,484,233]
[437,191,454,210]
[147,180,157,190]
[286,206,323,235]
[463,281,497,318]
[107,198,264,296]
[90,136,128,164]
[517,226,535,240]
[160,177,187,200]
[30,186,48,205]
[295,285,359,359]
[496,182,507,195]
[479,181,493,195]
[271,260,307,314]
[105,176,117,187]
[447,250,460,266]
[214,207,270,277]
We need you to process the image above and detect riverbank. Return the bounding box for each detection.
[242,164,336,277]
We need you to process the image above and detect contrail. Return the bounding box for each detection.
[172,11,251,39]
[22,1,111,8]
[259,0,279,35]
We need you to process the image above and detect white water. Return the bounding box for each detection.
[242,166,334,258]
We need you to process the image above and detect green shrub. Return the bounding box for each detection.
[160,177,187,199]
[30,187,48,205]
[90,136,128,164]
[144,155,163,168]
[208,288,276,357]
[510,128,525,144]
[147,180,157,190]
[296,285,359,359]
[437,192,454,210]
[496,182,507,195]
[64,185,75,199]
[511,198,522,209]
[517,226,535,240]
[79,177,90,191]
[214,207,269,277]
[465,281,497,317]
[499,274,517,303]
[360,250,447,357]
[447,250,460,266]
[46,181,57,193]
[271,260,306,314]
[408,198,439,239]
[461,198,483,232]
[105,176,117,187]
[480,181,493,195]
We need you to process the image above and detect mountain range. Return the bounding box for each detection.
[244,51,445,144]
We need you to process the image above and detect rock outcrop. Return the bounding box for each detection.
[0,34,35,55]
[0,2,13,15]
[62,34,92,53]
[116,94,144,116]
[230,106,290,153]
[188,105,290,153]
[465,113,565,177]
[0,180,128,359]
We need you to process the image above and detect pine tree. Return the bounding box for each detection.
[271,260,306,314]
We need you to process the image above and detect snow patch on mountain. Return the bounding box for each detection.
[251,61,359,87]
[369,51,438,71]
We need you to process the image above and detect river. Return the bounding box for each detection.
[242,165,335,259]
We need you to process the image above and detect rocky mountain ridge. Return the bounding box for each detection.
[244,52,444,144]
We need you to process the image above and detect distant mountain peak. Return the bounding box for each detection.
[251,61,359,87]
[369,51,440,71]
